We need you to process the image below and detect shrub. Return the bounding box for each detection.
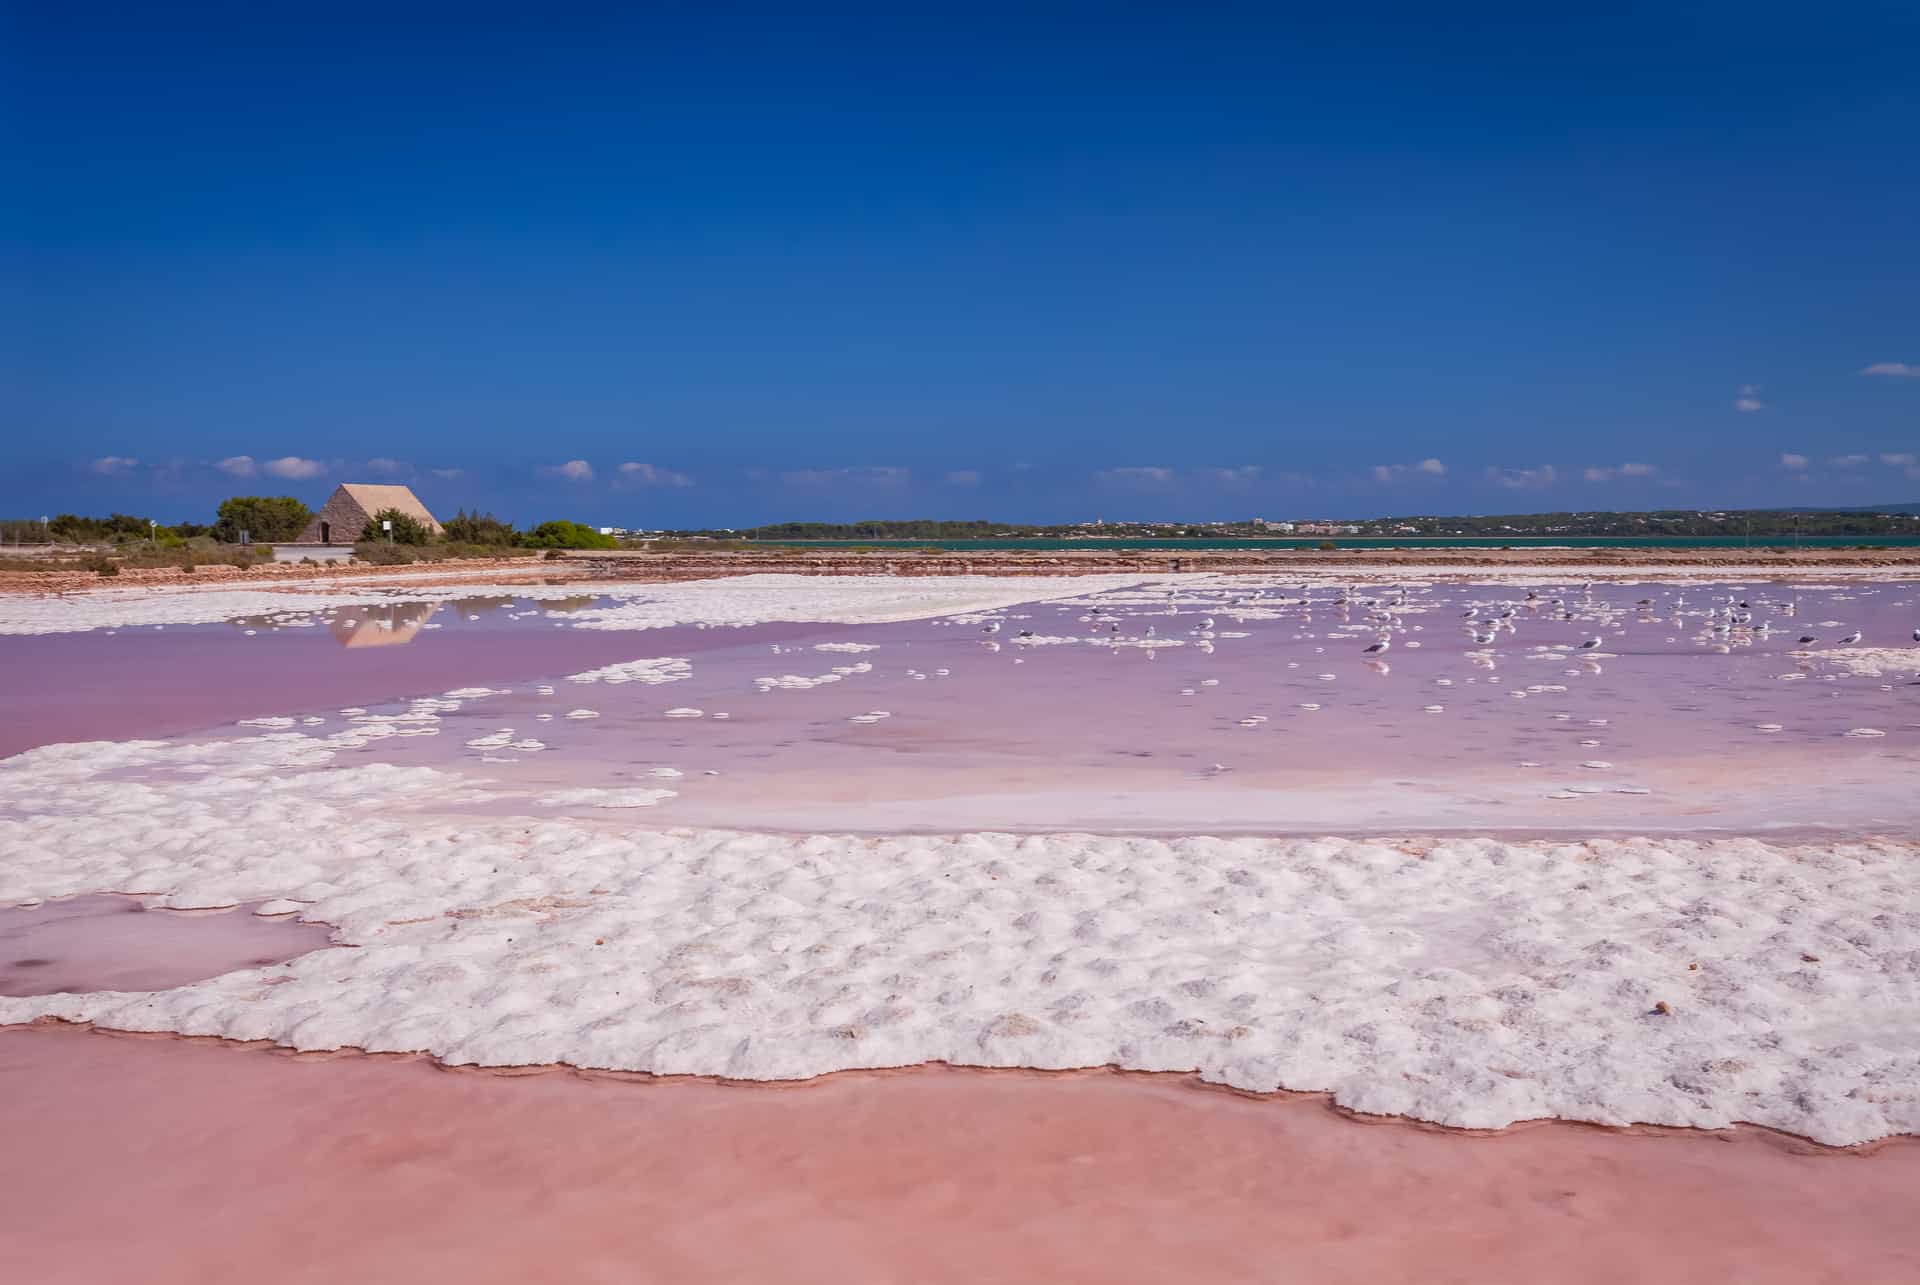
[85,555,120,576]
[51,513,154,543]
[366,507,432,546]
[441,509,518,545]
[1317,540,1336,551]
[213,496,312,543]
[353,541,421,565]
[520,521,617,550]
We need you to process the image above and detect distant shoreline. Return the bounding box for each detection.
[7,543,1920,596]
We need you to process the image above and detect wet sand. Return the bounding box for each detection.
[4,1025,1916,1285]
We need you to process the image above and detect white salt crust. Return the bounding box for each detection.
[2,735,1917,1146]
[0,574,1163,636]
[1817,647,1920,678]
[8,568,1916,638]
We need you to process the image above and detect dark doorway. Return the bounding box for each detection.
[320,521,331,544]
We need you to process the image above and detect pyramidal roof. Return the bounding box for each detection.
[337,484,443,533]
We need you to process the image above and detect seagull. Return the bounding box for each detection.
[1913,627,1920,643]
[1797,634,1818,646]
[1837,631,1862,646]
[1199,617,1215,629]
[1363,637,1391,655]
[1578,636,1602,650]
[982,622,1001,634]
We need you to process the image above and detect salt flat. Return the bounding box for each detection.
[4,571,1919,1147]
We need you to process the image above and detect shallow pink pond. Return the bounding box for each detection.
[7,578,1918,833]
[6,1029,1918,1285]
[0,896,334,996]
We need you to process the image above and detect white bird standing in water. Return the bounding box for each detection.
[1363,636,1391,655]
[982,622,1001,634]
[1838,631,1862,645]
[1578,636,1602,650]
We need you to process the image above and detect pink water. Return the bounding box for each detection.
[0,896,335,996]
[8,1028,1919,1285]
[7,579,1919,833]
[0,595,822,755]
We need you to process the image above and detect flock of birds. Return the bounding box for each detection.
[977,579,1920,660]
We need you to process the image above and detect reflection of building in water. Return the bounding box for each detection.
[331,602,438,647]
[543,595,599,614]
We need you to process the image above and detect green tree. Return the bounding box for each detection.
[520,520,617,549]
[364,507,432,546]
[213,496,312,543]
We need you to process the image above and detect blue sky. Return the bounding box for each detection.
[5,2,1917,526]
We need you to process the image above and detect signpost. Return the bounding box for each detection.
[383,519,393,546]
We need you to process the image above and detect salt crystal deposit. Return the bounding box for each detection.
[6,571,1920,1150]
[0,731,1916,1145]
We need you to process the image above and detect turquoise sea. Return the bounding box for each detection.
[743,535,1920,551]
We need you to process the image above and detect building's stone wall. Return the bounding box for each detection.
[297,488,372,545]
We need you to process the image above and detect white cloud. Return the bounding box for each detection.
[89,456,138,476]
[262,456,324,480]
[1199,465,1262,486]
[430,467,464,480]
[617,462,693,488]
[1582,462,1656,483]
[1734,384,1766,412]
[1860,362,1919,378]
[541,460,595,483]
[943,470,982,485]
[365,457,411,476]
[1829,454,1870,469]
[214,455,257,478]
[1779,453,1810,470]
[1372,458,1446,483]
[780,466,910,486]
[1881,453,1917,467]
[1485,464,1558,490]
[1093,466,1175,486]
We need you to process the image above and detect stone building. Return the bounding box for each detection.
[297,483,444,545]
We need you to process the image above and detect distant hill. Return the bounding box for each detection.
[1835,502,1920,516]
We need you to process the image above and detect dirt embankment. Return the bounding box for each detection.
[0,555,568,596]
[4,545,1917,595]
[560,546,1920,581]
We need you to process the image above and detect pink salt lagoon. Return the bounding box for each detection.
[0,895,334,997]
[5,573,1919,1282]
[4,1025,1917,1285]
[15,577,1908,834]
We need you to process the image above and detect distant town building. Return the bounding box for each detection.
[297,484,444,545]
